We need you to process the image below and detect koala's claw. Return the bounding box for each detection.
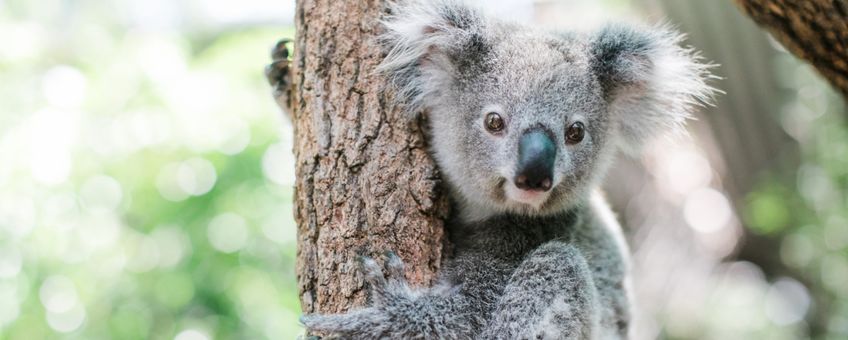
[358,255,389,300]
[265,38,291,86]
[271,38,292,60]
[264,60,290,87]
[358,253,410,303]
[266,38,293,112]
[384,251,405,282]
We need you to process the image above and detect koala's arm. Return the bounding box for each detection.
[301,252,499,339]
[480,241,601,340]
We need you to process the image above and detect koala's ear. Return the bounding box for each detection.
[378,0,486,117]
[589,24,717,154]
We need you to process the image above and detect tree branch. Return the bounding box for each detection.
[734,0,848,98]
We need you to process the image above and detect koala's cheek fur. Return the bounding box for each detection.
[428,107,514,220]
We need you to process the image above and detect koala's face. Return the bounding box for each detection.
[425,29,614,218]
[380,0,714,220]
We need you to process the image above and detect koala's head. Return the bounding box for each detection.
[379,0,715,221]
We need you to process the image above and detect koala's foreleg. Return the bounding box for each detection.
[301,252,488,339]
[480,242,600,340]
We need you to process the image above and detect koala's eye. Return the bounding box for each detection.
[484,112,505,133]
[566,122,585,144]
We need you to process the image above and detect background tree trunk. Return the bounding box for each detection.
[291,0,449,317]
[734,0,848,100]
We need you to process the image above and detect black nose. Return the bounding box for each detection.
[514,129,556,192]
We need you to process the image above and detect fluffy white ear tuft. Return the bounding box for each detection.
[590,24,719,154]
[377,0,485,117]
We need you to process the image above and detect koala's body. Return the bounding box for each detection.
[273,0,715,338]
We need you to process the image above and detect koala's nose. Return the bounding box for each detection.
[514,129,556,192]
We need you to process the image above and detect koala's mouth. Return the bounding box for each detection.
[503,181,552,209]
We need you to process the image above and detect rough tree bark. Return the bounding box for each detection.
[291,0,449,317]
[734,0,848,99]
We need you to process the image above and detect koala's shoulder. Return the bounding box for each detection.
[571,190,631,273]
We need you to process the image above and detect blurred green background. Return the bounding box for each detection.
[0,0,302,338]
[0,0,847,339]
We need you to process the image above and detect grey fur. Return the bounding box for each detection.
[297,0,716,339]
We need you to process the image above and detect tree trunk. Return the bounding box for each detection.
[291,0,449,316]
[734,0,848,99]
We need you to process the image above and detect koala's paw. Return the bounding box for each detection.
[265,38,293,112]
[363,251,409,302]
[301,252,415,338]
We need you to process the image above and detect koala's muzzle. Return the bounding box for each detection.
[515,129,556,192]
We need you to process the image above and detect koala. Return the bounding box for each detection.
[267,0,715,338]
